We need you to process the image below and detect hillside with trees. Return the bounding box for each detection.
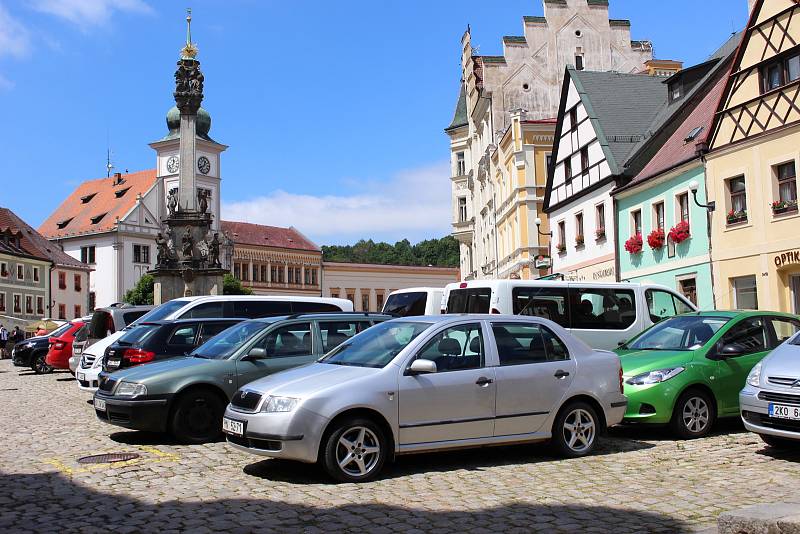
[321,236,459,267]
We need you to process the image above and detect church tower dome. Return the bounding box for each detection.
[165,105,212,140]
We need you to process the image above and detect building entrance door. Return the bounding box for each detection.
[791,275,800,314]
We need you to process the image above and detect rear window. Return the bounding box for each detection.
[291,301,344,313]
[118,324,161,345]
[184,302,225,318]
[233,301,291,318]
[136,300,188,323]
[446,288,491,314]
[383,292,427,317]
[89,311,114,338]
[121,310,148,326]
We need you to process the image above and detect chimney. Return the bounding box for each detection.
[112,172,123,186]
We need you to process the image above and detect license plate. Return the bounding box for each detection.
[769,403,800,420]
[107,359,120,369]
[94,398,106,411]
[222,417,244,436]
[77,372,85,381]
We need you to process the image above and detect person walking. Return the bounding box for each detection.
[0,325,8,359]
[9,326,23,354]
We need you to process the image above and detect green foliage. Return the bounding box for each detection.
[123,274,155,305]
[223,273,253,295]
[322,236,459,267]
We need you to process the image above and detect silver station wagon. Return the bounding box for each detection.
[223,315,628,482]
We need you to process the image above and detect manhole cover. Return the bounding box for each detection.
[77,453,140,464]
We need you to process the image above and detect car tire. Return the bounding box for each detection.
[671,389,716,439]
[170,389,225,444]
[551,401,600,458]
[760,434,795,449]
[321,417,387,483]
[32,352,53,375]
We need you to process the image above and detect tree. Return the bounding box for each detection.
[123,274,155,305]
[321,236,459,267]
[223,273,253,295]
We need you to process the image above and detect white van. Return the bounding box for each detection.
[442,280,696,350]
[75,295,352,391]
[382,288,444,317]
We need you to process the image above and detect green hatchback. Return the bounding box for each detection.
[616,311,800,438]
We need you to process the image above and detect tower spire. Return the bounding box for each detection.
[180,8,198,59]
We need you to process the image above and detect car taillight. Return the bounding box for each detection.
[459,282,468,288]
[490,308,501,314]
[123,348,156,364]
[54,342,65,350]
[619,366,624,394]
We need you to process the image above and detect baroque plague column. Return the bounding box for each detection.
[150,12,226,303]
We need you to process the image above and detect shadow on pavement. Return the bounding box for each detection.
[609,417,746,441]
[245,436,654,484]
[109,430,225,446]
[0,470,691,533]
[755,444,800,463]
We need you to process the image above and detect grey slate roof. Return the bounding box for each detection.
[570,69,668,174]
[445,84,468,132]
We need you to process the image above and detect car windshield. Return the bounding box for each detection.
[118,324,161,345]
[47,323,73,338]
[131,301,186,324]
[191,320,269,360]
[319,321,432,368]
[626,315,730,351]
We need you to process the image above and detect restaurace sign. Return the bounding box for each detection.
[774,250,800,268]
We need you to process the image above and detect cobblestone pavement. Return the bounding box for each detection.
[1,361,799,534]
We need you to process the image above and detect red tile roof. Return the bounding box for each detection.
[0,207,91,269]
[625,69,729,188]
[221,220,320,252]
[39,169,158,239]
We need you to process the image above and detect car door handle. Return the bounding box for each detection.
[475,377,494,386]
[554,370,570,379]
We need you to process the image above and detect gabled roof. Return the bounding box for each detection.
[39,169,158,239]
[616,67,730,194]
[221,220,320,252]
[445,84,468,132]
[0,207,91,269]
[570,69,668,174]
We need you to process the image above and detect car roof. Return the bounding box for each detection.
[138,318,248,327]
[679,310,800,319]
[244,312,394,324]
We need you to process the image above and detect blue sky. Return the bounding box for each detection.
[0,0,749,245]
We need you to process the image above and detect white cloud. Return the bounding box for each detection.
[30,0,152,27]
[0,3,31,59]
[223,161,453,245]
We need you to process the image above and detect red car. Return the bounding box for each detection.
[45,321,85,370]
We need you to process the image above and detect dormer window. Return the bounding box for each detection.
[56,218,73,229]
[115,187,131,198]
[90,213,107,225]
[669,81,682,102]
[80,193,97,204]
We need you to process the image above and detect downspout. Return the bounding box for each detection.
[48,263,55,318]
[613,190,621,282]
[699,148,717,310]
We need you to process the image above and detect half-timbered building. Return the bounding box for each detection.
[706,0,800,312]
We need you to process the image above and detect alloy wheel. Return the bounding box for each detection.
[681,396,710,434]
[33,354,52,374]
[562,408,596,453]
[335,426,381,478]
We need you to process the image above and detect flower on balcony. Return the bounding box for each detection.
[595,228,606,240]
[771,199,798,213]
[556,242,567,253]
[575,234,585,246]
[668,221,691,244]
[647,228,665,250]
[624,234,643,254]
[726,209,747,224]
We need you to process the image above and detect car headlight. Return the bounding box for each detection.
[626,367,685,386]
[261,395,299,413]
[747,361,763,388]
[114,381,147,397]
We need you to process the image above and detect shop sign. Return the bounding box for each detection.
[774,250,800,268]
[533,255,552,269]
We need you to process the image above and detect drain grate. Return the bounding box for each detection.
[77,452,140,464]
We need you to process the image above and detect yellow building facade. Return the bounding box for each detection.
[706,0,800,313]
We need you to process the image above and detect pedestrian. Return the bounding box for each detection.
[0,325,7,359]
[9,326,23,352]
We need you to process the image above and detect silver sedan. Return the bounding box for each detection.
[223,315,627,482]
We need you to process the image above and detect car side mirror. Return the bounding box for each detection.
[408,359,437,375]
[719,343,745,358]
[243,347,267,361]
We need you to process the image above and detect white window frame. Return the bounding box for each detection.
[675,190,691,226]
[12,293,21,313]
[651,199,666,231]
[732,275,759,310]
[16,264,24,281]
[36,295,44,315]
[630,208,642,236]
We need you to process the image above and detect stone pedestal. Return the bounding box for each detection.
[152,268,226,303]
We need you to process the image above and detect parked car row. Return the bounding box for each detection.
[8,282,799,482]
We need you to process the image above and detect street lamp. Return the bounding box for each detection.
[535,217,552,236]
[534,217,553,276]
[689,180,715,212]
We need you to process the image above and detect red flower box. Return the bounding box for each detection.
[647,228,665,250]
[668,221,690,244]
[624,234,643,254]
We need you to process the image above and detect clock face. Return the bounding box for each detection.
[166,155,180,174]
[197,156,211,175]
